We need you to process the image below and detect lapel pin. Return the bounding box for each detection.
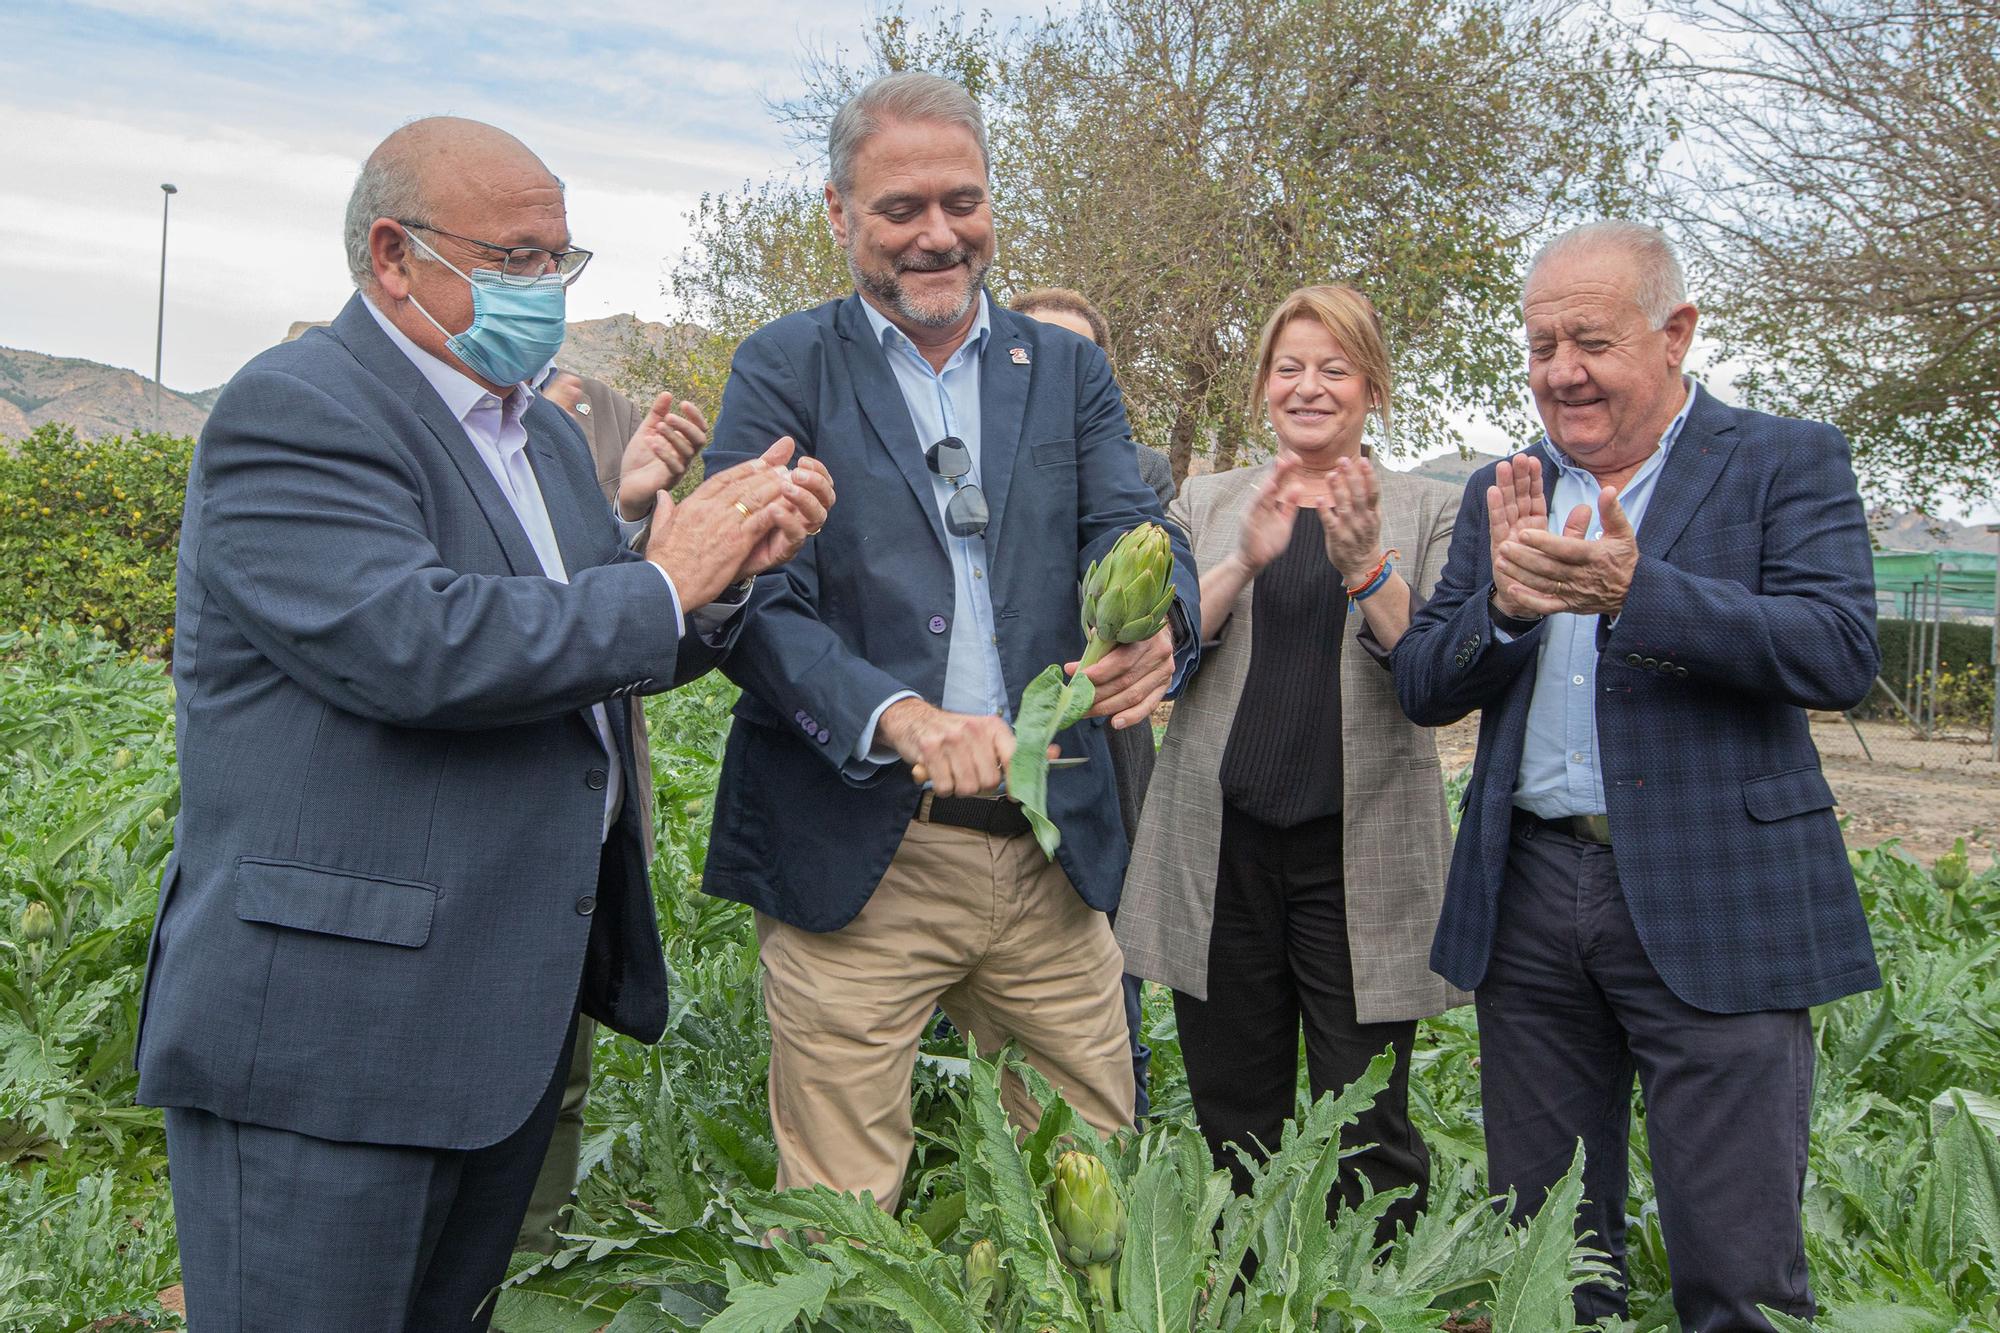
[1009,346,1030,365]
[575,401,591,416]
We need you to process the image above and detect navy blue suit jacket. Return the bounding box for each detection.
[1394,389,1881,1014]
[137,295,724,1150]
[700,294,1199,931]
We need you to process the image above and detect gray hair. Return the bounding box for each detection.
[827,71,989,198]
[342,154,430,289]
[1525,221,1688,327]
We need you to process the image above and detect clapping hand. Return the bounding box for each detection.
[642,438,835,609]
[738,445,835,578]
[1485,457,1551,620]
[1315,455,1383,584]
[615,393,709,522]
[1495,483,1638,618]
[1237,455,1301,573]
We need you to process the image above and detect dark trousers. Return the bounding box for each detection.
[165,1010,580,1332]
[1174,804,1428,1241]
[1478,815,1814,1329]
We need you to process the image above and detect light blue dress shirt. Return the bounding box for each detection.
[851,295,1012,767]
[1513,378,1700,818]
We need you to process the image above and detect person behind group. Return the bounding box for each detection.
[1394,221,1879,1327]
[516,367,709,1253]
[134,116,833,1330]
[698,71,1201,1210]
[1009,284,1171,1120]
[1117,283,1464,1241]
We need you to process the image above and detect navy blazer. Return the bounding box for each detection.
[137,295,724,1150]
[700,294,1200,931]
[1394,389,1882,1014]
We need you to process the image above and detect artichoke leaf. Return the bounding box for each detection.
[1008,663,1097,860]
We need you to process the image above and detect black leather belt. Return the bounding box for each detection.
[919,792,1033,838]
[1514,807,1613,846]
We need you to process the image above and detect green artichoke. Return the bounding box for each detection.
[1079,523,1176,667]
[1051,1151,1126,1268]
[965,1238,1005,1312]
[1934,838,1970,894]
[18,901,54,943]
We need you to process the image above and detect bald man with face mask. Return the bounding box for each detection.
[135,117,833,1330]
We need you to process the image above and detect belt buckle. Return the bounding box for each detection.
[1571,813,1612,845]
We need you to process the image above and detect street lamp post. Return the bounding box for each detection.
[1987,522,1999,762]
[154,183,178,429]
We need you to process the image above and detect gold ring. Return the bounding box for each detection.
[806,523,824,535]
[733,501,752,518]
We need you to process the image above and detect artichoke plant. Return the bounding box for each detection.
[1051,1150,1125,1330]
[1008,523,1179,859]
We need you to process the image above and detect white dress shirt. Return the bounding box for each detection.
[363,296,681,841]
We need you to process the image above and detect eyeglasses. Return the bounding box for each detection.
[397,220,594,287]
[925,436,989,538]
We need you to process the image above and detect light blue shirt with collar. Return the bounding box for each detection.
[851,295,1012,766]
[1513,377,1700,818]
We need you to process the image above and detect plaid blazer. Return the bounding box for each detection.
[1394,389,1882,1014]
[1116,462,1472,1023]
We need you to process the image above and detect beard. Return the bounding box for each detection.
[848,242,992,329]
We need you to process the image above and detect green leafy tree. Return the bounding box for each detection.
[642,0,1659,482]
[0,425,191,657]
[1657,0,2000,512]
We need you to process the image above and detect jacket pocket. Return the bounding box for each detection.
[234,857,438,948]
[1742,767,1836,822]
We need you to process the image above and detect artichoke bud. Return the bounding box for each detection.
[965,1238,1004,1310]
[1051,1151,1125,1269]
[1934,838,1970,893]
[1083,523,1176,648]
[112,748,133,771]
[18,901,54,943]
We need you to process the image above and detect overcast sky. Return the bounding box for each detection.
[4,2,1993,521]
[0,1,1036,393]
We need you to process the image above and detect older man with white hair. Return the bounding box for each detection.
[136,116,831,1329]
[1395,221,1879,1328]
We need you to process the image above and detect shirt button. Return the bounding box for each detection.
[1572,674,1585,685]
[1572,752,1587,763]
[585,768,607,791]
[973,568,983,580]
[575,895,595,916]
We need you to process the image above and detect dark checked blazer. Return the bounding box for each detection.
[700,293,1200,932]
[1394,387,1882,1014]
[137,295,728,1150]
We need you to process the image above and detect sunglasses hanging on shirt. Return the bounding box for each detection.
[925,436,989,538]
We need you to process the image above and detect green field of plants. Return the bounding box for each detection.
[2,627,1997,1331]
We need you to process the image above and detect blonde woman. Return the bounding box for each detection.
[1116,285,1465,1238]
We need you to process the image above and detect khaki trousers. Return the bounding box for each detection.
[758,818,1134,1208]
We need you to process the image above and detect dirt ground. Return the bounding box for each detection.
[1431,714,1998,868]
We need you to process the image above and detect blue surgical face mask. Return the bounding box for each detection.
[402,228,567,387]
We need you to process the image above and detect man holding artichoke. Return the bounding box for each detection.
[698,72,1200,1209]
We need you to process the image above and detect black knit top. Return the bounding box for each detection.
[1218,512,1348,827]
